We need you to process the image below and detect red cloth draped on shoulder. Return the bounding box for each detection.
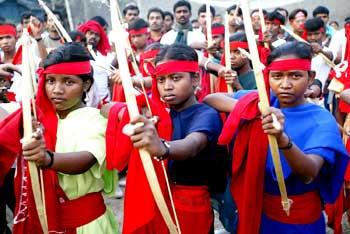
[336,24,350,113]
[106,75,172,233]
[0,69,71,233]
[78,20,111,56]
[218,91,268,234]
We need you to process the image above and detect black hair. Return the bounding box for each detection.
[191,19,198,24]
[21,11,32,24]
[123,4,140,16]
[155,43,197,65]
[275,7,288,18]
[212,23,224,28]
[68,30,87,46]
[173,0,191,13]
[251,9,267,16]
[229,31,247,42]
[267,41,312,65]
[198,4,215,17]
[304,17,325,32]
[43,42,93,80]
[147,7,165,20]
[128,18,149,30]
[345,17,350,24]
[267,11,286,25]
[289,8,308,21]
[90,16,108,28]
[164,11,174,21]
[329,20,339,27]
[226,4,242,17]
[51,10,63,21]
[145,42,165,52]
[312,6,330,17]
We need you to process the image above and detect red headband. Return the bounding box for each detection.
[128,28,149,36]
[229,41,249,50]
[212,26,225,36]
[0,24,16,36]
[267,59,311,71]
[267,19,283,26]
[154,60,199,76]
[41,61,92,75]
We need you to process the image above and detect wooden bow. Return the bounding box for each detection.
[21,28,48,233]
[240,0,291,215]
[109,0,179,233]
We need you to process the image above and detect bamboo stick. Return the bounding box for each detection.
[240,0,291,215]
[206,2,216,93]
[224,12,234,93]
[21,28,48,233]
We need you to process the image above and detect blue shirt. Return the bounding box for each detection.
[168,103,222,186]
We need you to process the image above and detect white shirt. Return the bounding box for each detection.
[329,28,346,62]
[311,47,334,89]
[89,51,114,105]
[160,29,206,46]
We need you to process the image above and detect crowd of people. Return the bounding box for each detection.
[0,1,350,234]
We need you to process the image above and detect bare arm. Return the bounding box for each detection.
[203,92,238,113]
[22,131,98,174]
[340,89,350,105]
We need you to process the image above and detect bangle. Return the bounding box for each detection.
[278,135,293,150]
[45,150,54,168]
[35,37,42,42]
[158,139,170,160]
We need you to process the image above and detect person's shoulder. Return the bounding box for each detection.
[160,29,176,43]
[194,103,221,119]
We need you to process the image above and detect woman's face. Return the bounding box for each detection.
[45,73,91,117]
[269,56,314,108]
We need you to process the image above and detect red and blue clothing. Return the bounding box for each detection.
[227,90,349,234]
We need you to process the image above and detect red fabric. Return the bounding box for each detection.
[336,24,350,113]
[325,191,345,234]
[196,67,211,102]
[172,185,213,234]
[218,92,268,234]
[43,61,91,75]
[139,49,159,76]
[154,60,199,76]
[12,45,22,65]
[0,24,16,36]
[59,192,106,229]
[212,26,225,36]
[267,59,311,71]
[221,41,249,50]
[128,27,149,36]
[78,20,111,56]
[263,191,322,224]
[5,91,16,101]
[107,76,173,233]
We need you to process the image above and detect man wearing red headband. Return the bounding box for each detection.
[304,17,334,100]
[204,41,348,234]
[264,11,287,48]
[0,23,17,64]
[128,18,150,60]
[79,20,112,105]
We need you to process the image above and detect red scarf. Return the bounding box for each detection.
[218,91,268,234]
[78,20,111,56]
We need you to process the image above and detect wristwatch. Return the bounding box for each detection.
[158,139,170,160]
